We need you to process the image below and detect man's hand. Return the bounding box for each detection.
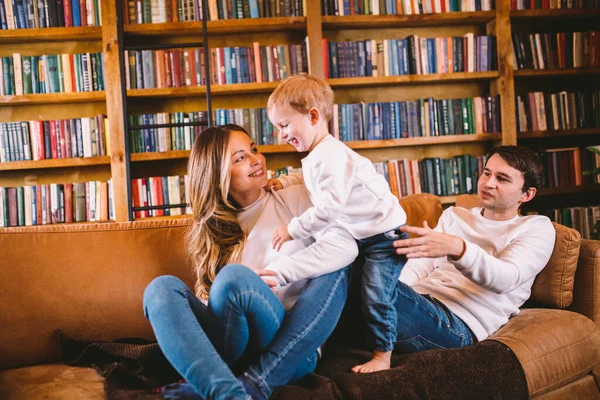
[393,221,466,260]
[255,269,279,292]
[265,178,283,191]
[272,225,292,251]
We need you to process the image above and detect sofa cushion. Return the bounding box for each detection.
[531,223,581,309]
[399,193,442,230]
[0,364,104,400]
[455,194,581,309]
[490,308,600,397]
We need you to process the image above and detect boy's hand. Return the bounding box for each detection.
[272,226,292,251]
[255,269,279,292]
[265,178,283,191]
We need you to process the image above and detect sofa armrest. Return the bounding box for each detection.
[570,239,600,328]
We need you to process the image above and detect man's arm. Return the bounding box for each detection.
[265,226,358,286]
[287,155,355,240]
[394,212,556,294]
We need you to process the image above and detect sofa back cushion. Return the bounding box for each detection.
[455,194,581,309]
[0,219,194,370]
[399,193,443,231]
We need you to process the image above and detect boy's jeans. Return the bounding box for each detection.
[357,226,410,352]
[143,263,350,399]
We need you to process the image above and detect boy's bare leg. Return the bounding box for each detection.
[351,349,392,373]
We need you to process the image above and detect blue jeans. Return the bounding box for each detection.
[392,280,476,352]
[357,226,409,352]
[143,263,350,399]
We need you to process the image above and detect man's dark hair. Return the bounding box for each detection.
[485,146,544,192]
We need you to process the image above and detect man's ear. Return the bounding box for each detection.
[308,107,320,126]
[519,187,537,205]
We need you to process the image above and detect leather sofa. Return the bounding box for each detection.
[0,193,599,399]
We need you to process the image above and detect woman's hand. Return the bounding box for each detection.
[272,225,292,251]
[393,221,466,259]
[265,178,283,191]
[255,269,279,292]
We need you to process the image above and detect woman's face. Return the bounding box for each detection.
[228,130,268,207]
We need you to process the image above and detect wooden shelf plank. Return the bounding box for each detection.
[514,68,600,78]
[127,82,279,98]
[0,156,110,171]
[130,134,501,161]
[510,8,600,19]
[518,128,600,139]
[328,72,499,88]
[0,91,106,105]
[323,11,495,29]
[0,26,102,44]
[537,185,600,196]
[124,17,306,37]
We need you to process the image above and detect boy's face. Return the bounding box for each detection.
[268,105,318,152]
[477,153,530,215]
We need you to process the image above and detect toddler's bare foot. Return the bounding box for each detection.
[351,350,391,374]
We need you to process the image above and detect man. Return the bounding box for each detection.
[387,145,556,353]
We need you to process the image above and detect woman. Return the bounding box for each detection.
[143,124,358,399]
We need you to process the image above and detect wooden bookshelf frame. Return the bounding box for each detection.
[1,1,599,223]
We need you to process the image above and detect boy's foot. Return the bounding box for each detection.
[351,350,392,373]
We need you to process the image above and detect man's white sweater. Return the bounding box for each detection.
[400,206,555,341]
[238,186,358,310]
[278,135,407,240]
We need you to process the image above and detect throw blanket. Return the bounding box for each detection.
[60,331,528,400]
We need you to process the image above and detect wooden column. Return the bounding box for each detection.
[306,0,324,78]
[102,0,131,221]
[489,1,517,145]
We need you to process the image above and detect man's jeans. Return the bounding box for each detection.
[357,227,409,352]
[143,264,350,399]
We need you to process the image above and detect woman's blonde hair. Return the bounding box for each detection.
[186,124,248,300]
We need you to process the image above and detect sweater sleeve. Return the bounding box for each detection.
[265,226,358,286]
[277,172,304,188]
[450,216,556,294]
[287,155,354,240]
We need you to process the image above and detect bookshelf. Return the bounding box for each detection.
[1,0,599,226]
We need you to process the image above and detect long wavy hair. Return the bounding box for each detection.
[186,124,248,300]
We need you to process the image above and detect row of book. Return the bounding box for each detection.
[131,176,190,218]
[126,0,303,24]
[512,31,600,70]
[516,90,600,133]
[0,53,106,96]
[322,0,494,15]
[537,147,600,188]
[375,154,485,198]
[532,206,600,240]
[331,95,501,142]
[510,0,600,10]
[0,181,114,227]
[324,34,496,79]
[0,115,108,163]
[0,0,101,29]
[125,43,308,89]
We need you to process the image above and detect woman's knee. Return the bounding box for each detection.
[143,275,186,315]
[210,264,255,301]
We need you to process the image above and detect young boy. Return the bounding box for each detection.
[267,73,409,373]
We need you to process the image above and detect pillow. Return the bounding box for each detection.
[530,223,581,309]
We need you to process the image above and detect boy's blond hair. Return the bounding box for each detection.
[267,74,334,122]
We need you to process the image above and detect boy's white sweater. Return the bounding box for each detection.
[278,135,407,240]
[400,206,555,341]
[238,186,358,310]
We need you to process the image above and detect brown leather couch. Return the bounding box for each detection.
[1,193,599,399]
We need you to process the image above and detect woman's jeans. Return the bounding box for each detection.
[143,264,350,399]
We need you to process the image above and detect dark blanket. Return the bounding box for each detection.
[61,331,528,400]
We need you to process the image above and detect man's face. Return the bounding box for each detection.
[477,153,530,214]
